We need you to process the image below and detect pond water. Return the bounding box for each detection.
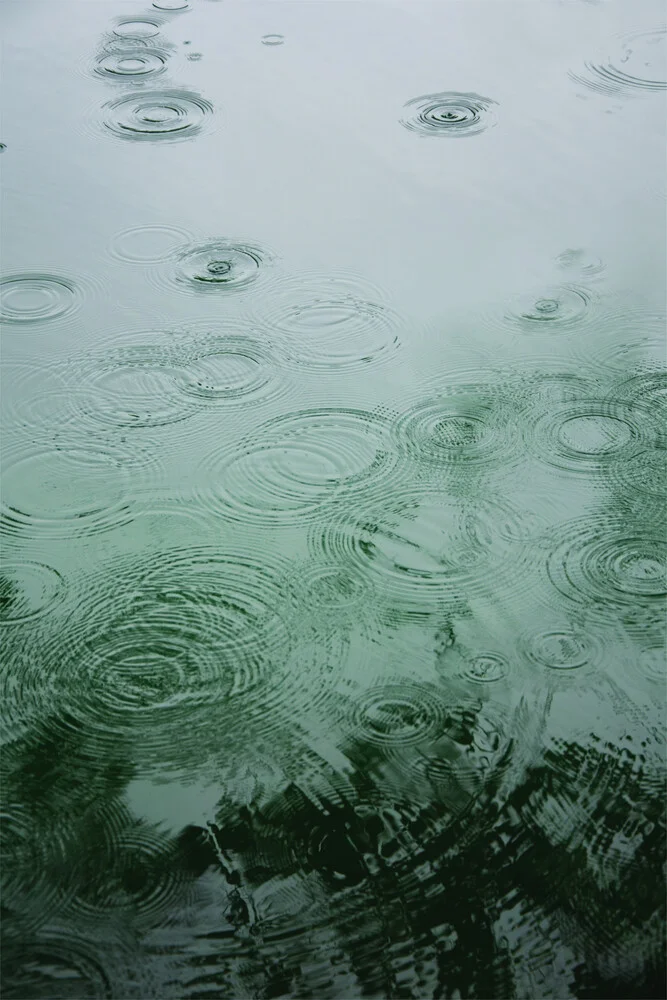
[1,1,665,997]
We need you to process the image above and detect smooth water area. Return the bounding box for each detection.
[1,1,665,997]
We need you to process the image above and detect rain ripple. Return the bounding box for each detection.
[166,238,274,293]
[524,397,662,475]
[92,49,169,82]
[40,547,292,762]
[101,90,214,142]
[0,272,82,324]
[254,271,402,373]
[308,485,542,612]
[543,517,667,633]
[0,439,134,539]
[400,91,497,137]
[390,382,523,479]
[569,26,667,96]
[196,407,398,526]
[503,284,595,334]
[0,562,66,624]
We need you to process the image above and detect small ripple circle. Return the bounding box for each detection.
[401,91,497,137]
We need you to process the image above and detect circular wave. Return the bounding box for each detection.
[0,806,74,932]
[255,270,402,373]
[174,335,283,405]
[170,238,272,292]
[526,397,660,475]
[196,407,398,526]
[68,802,188,927]
[1,936,113,999]
[261,34,284,45]
[113,18,162,39]
[544,518,666,623]
[520,626,603,671]
[68,343,196,429]
[391,384,521,476]
[1,441,133,539]
[573,310,666,384]
[352,682,447,747]
[49,547,292,761]
[608,370,667,426]
[569,27,666,96]
[556,248,606,279]
[102,90,213,142]
[463,653,509,684]
[0,272,81,324]
[93,49,168,81]
[0,562,66,624]
[109,224,193,263]
[308,485,541,610]
[611,448,667,508]
[401,91,497,137]
[284,560,375,622]
[153,0,190,8]
[504,284,594,333]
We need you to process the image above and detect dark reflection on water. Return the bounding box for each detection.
[1,0,666,996]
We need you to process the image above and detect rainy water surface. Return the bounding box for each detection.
[1,1,666,997]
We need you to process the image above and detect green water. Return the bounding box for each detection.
[1,1,665,997]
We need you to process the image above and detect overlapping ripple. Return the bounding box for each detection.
[1,440,133,539]
[544,517,667,626]
[390,383,522,477]
[101,90,213,142]
[173,329,287,407]
[0,562,66,624]
[67,344,196,430]
[608,370,667,426]
[47,547,292,760]
[0,272,81,324]
[196,407,398,525]
[400,92,497,137]
[67,802,189,928]
[569,26,667,96]
[255,271,402,373]
[525,397,661,475]
[308,485,541,609]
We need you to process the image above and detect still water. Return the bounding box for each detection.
[1,1,665,997]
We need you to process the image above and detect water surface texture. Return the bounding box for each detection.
[1,1,666,998]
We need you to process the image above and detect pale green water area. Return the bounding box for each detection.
[1,1,666,997]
